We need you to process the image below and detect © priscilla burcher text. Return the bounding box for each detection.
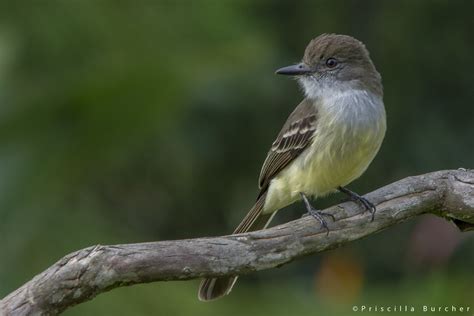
[352,305,471,313]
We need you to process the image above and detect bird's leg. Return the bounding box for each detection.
[338,186,376,221]
[299,192,335,236]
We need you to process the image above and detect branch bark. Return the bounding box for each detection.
[1,169,473,315]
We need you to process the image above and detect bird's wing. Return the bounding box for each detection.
[258,98,318,192]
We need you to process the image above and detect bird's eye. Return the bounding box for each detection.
[326,58,338,68]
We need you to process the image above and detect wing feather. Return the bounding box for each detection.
[258,99,318,191]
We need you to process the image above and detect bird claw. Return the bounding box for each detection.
[308,209,337,236]
[300,192,335,236]
[357,196,376,222]
[338,186,376,221]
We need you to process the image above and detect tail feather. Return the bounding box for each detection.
[198,192,275,301]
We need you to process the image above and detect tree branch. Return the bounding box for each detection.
[1,169,473,315]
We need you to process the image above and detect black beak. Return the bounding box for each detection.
[275,63,313,75]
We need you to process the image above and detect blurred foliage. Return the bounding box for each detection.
[0,0,473,315]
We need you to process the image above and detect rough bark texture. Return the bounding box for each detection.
[1,169,473,315]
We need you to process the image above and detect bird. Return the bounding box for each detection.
[198,33,386,301]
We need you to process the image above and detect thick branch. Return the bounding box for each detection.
[1,169,473,315]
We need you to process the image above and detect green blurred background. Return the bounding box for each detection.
[0,1,473,315]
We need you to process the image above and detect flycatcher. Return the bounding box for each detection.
[198,34,386,301]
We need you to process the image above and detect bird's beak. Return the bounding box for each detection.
[275,63,313,75]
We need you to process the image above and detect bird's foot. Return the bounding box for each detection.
[338,186,376,221]
[300,192,335,236]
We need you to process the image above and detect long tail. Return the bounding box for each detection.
[198,192,275,301]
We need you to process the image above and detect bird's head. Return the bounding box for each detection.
[276,34,382,98]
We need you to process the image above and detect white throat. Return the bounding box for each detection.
[298,76,353,100]
[298,76,385,130]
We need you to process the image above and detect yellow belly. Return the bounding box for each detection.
[262,124,384,214]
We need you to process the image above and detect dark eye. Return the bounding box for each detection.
[326,58,338,68]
